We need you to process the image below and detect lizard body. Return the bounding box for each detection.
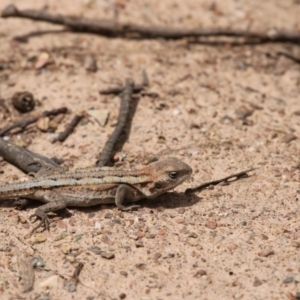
[0,157,192,232]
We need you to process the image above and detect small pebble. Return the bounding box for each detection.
[32,234,47,245]
[135,240,144,248]
[120,271,128,277]
[187,238,199,247]
[258,248,274,257]
[205,220,218,230]
[88,246,102,255]
[194,270,207,277]
[188,232,198,238]
[119,293,126,299]
[283,276,293,283]
[175,218,185,224]
[227,243,238,252]
[153,253,162,260]
[145,233,155,239]
[291,241,300,248]
[61,243,72,254]
[253,277,263,286]
[100,251,115,259]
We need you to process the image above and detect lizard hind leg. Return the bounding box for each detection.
[29,200,67,233]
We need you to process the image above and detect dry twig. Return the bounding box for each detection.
[2,4,300,43]
[56,113,84,142]
[0,107,68,136]
[0,139,59,174]
[185,168,256,194]
[97,79,134,167]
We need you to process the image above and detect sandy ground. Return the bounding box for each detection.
[0,0,299,299]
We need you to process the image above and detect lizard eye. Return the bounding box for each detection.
[155,183,162,189]
[169,171,178,180]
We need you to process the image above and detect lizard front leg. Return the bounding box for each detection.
[30,196,67,233]
[115,184,141,211]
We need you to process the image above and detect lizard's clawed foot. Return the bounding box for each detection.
[29,209,50,233]
[119,204,141,211]
[14,198,29,210]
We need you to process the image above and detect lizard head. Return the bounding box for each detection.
[143,157,192,198]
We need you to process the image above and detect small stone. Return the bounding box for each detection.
[119,293,126,299]
[153,253,162,260]
[61,243,72,254]
[294,274,300,282]
[87,109,109,127]
[194,270,207,277]
[88,246,102,255]
[136,231,145,238]
[54,233,68,242]
[188,232,198,238]
[129,234,138,240]
[31,255,45,268]
[281,133,297,143]
[36,117,50,132]
[175,218,185,224]
[253,277,263,286]
[187,238,199,247]
[104,213,113,219]
[145,233,155,239]
[178,208,185,214]
[258,248,274,257]
[157,230,165,236]
[135,240,144,248]
[227,243,238,252]
[32,234,47,245]
[65,255,76,263]
[241,221,247,226]
[120,271,128,277]
[260,234,269,240]
[283,276,294,283]
[35,52,50,69]
[84,55,98,72]
[39,275,59,289]
[205,220,218,230]
[100,251,115,259]
[291,241,300,248]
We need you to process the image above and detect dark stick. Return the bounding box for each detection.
[96,79,133,167]
[0,107,68,136]
[99,85,143,95]
[72,262,84,283]
[0,139,58,174]
[2,4,300,43]
[277,51,300,65]
[185,168,256,194]
[56,113,83,142]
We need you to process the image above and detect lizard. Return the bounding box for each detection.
[0,157,192,233]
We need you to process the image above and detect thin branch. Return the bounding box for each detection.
[2,4,300,43]
[56,113,84,142]
[96,79,133,167]
[0,107,67,136]
[0,139,59,174]
[185,168,256,194]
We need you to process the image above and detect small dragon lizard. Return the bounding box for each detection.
[0,157,192,233]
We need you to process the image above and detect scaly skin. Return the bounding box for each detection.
[0,157,192,233]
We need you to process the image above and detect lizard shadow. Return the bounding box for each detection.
[0,192,202,221]
[139,191,202,210]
